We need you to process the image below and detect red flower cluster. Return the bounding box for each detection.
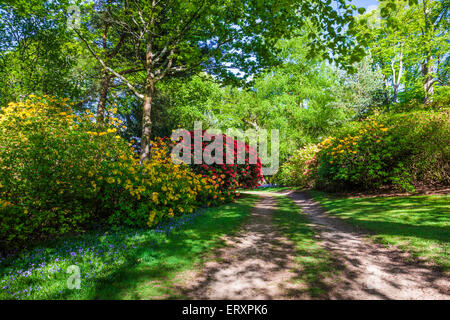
[173,130,264,191]
[190,131,263,190]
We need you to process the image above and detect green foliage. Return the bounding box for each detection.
[332,56,389,118]
[356,0,449,104]
[275,109,450,192]
[273,144,320,188]
[0,3,92,106]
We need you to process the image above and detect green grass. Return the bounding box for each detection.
[250,186,291,192]
[93,195,257,299]
[0,195,258,300]
[310,190,450,272]
[272,195,339,297]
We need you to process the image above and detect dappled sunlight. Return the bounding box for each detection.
[287,191,450,299]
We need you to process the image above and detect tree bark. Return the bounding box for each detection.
[97,68,111,125]
[422,0,434,105]
[422,56,434,104]
[140,77,154,162]
[391,49,403,104]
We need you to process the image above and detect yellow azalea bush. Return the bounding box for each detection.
[316,110,449,191]
[316,119,393,190]
[273,110,449,192]
[0,96,225,250]
[105,137,227,228]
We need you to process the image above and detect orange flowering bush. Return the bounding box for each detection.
[0,96,224,250]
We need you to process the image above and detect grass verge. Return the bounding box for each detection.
[0,195,258,300]
[310,190,450,272]
[272,194,339,297]
[251,187,291,193]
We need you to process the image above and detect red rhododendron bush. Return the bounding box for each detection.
[166,130,264,192]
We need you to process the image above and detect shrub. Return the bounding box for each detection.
[0,96,117,248]
[317,110,450,191]
[272,143,320,188]
[0,97,224,250]
[170,130,264,191]
[105,137,225,228]
[274,109,449,192]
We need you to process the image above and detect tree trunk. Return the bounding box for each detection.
[140,77,154,162]
[391,49,403,104]
[393,84,399,103]
[422,57,434,104]
[422,1,434,105]
[97,69,111,125]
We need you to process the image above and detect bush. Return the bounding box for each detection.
[274,109,450,192]
[317,110,450,191]
[105,137,225,228]
[0,96,224,250]
[170,130,264,191]
[272,144,320,188]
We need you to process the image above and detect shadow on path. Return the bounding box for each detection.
[287,191,450,300]
[179,196,314,299]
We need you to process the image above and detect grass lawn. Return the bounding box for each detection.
[310,191,450,272]
[0,195,258,300]
[250,186,291,193]
[273,195,339,297]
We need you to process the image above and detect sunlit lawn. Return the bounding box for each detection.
[310,191,450,272]
[0,195,257,300]
[250,186,292,192]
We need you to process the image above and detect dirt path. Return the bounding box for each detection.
[181,195,310,299]
[287,191,450,300]
[179,191,449,300]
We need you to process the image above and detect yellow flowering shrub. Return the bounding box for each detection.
[274,110,449,192]
[317,110,450,191]
[104,137,226,228]
[0,96,224,250]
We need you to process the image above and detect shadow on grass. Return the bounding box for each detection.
[251,187,292,193]
[87,195,258,300]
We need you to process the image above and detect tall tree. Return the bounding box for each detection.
[416,0,449,104]
[76,0,366,161]
[356,0,449,105]
[77,0,139,124]
[332,56,389,117]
